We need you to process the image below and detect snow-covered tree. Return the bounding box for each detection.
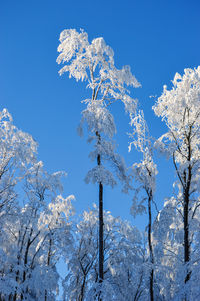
[0,109,37,214]
[62,206,99,301]
[129,110,157,301]
[57,28,140,285]
[0,165,74,300]
[63,205,145,301]
[153,196,184,300]
[153,66,200,300]
[0,121,74,300]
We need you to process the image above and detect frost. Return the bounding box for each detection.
[62,206,146,301]
[57,29,140,105]
[57,28,140,190]
[128,110,157,215]
[85,165,116,187]
[152,66,200,300]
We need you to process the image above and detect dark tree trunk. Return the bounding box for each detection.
[184,143,192,287]
[80,275,86,301]
[148,190,154,301]
[184,188,190,284]
[45,237,52,301]
[98,179,103,282]
[174,130,192,301]
[182,185,191,301]
[96,131,104,300]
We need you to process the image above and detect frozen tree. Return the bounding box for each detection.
[0,108,37,214]
[153,66,200,300]
[57,28,140,287]
[128,110,157,301]
[0,160,74,300]
[105,218,147,301]
[62,206,99,301]
[153,196,184,300]
[62,205,145,301]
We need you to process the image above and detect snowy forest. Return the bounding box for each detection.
[1,27,200,301]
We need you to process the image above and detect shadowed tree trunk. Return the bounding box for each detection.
[184,141,191,287]
[184,189,190,284]
[96,132,104,283]
[183,164,191,291]
[98,179,104,283]
[96,131,104,301]
[173,129,192,301]
[148,190,154,301]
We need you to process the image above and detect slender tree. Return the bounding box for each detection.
[153,66,200,300]
[57,28,140,289]
[129,110,157,301]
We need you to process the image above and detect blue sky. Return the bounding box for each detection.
[0,0,200,229]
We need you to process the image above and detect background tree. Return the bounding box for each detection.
[128,110,157,301]
[0,161,74,300]
[153,196,184,300]
[0,110,75,300]
[153,66,200,300]
[0,109,37,215]
[62,205,145,301]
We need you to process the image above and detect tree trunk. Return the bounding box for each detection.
[45,237,52,301]
[184,151,191,288]
[183,187,190,301]
[80,275,86,301]
[173,131,192,299]
[96,131,104,300]
[184,189,190,284]
[148,190,154,301]
[98,179,103,282]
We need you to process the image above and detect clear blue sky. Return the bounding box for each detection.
[0,0,200,229]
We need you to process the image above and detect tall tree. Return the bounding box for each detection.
[57,28,140,287]
[129,110,157,301]
[153,66,200,300]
